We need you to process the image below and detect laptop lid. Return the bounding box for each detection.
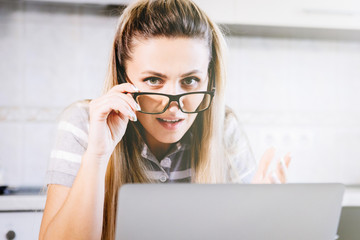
[337,206,360,240]
[115,183,344,240]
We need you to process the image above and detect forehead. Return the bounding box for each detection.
[125,37,210,75]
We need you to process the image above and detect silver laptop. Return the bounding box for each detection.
[337,206,360,240]
[115,183,344,240]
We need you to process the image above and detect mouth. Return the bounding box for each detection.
[157,118,183,123]
[156,118,184,130]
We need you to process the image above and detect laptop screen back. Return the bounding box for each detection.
[115,183,344,240]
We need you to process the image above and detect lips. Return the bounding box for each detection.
[156,118,184,130]
[158,118,182,123]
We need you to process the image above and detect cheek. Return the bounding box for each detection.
[186,114,197,126]
[136,112,153,127]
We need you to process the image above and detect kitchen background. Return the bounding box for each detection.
[1,0,360,189]
[1,0,360,238]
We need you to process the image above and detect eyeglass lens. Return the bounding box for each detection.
[135,93,212,113]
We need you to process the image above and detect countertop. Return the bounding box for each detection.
[0,186,359,212]
[0,195,46,212]
[342,187,360,206]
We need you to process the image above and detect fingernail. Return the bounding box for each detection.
[135,103,141,111]
[271,171,281,184]
[131,112,137,122]
[280,157,286,168]
[132,85,139,92]
[280,158,289,178]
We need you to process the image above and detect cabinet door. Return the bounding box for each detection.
[193,0,236,24]
[195,0,360,30]
[0,211,43,240]
[233,0,360,29]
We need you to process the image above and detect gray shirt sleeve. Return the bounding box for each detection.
[45,100,90,188]
[45,101,256,186]
[224,107,257,183]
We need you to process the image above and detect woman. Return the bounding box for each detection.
[39,0,291,239]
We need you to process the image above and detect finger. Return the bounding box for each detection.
[108,97,137,122]
[252,147,276,183]
[107,92,141,112]
[107,102,137,122]
[283,152,292,168]
[94,96,138,122]
[279,153,292,181]
[112,104,137,122]
[281,159,288,181]
[259,174,272,184]
[274,154,291,183]
[127,93,141,111]
[108,83,139,94]
[257,147,276,179]
[270,170,281,184]
[275,158,287,183]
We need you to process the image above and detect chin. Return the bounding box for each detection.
[152,132,185,144]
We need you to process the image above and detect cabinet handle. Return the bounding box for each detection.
[6,230,16,240]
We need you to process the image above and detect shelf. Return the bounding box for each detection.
[222,24,360,41]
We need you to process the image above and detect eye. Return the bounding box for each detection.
[182,77,200,86]
[144,77,162,86]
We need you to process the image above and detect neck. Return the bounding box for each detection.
[144,133,172,160]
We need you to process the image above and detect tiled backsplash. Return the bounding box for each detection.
[0,2,359,186]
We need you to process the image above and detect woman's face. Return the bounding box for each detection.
[125,37,210,144]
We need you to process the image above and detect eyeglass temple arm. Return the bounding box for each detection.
[211,75,216,91]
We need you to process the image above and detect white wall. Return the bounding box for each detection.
[0,2,116,186]
[225,37,360,184]
[0,1,359,186]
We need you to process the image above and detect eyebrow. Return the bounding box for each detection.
[141,70,202,78]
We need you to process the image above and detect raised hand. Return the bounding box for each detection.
[252,147,291,184]
[86,83,141,165]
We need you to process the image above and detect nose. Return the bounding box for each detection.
[168,100,180,113]
[165,85,185,113]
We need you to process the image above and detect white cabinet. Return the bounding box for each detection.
[192,0,237,24]
[194,0,360,30]
[23,0,360,30]
[24,0,131,4]
[0,195,46,239]
[0,211,43,240]
[236,0,360,29]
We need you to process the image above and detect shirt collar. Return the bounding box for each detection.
[140,132,191,162]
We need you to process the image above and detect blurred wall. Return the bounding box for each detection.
[226,37,360,184]
[0,1,359,186]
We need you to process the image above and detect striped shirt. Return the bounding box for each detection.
[45,100,256,187]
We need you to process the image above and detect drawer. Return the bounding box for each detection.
[0,211,43,240]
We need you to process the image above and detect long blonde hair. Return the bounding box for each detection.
[101,0,228,239]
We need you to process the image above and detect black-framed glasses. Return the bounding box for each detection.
[132,91,215,114]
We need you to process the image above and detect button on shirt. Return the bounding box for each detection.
[159,174,167,183]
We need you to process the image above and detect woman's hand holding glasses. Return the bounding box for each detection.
[86,83,141,165]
